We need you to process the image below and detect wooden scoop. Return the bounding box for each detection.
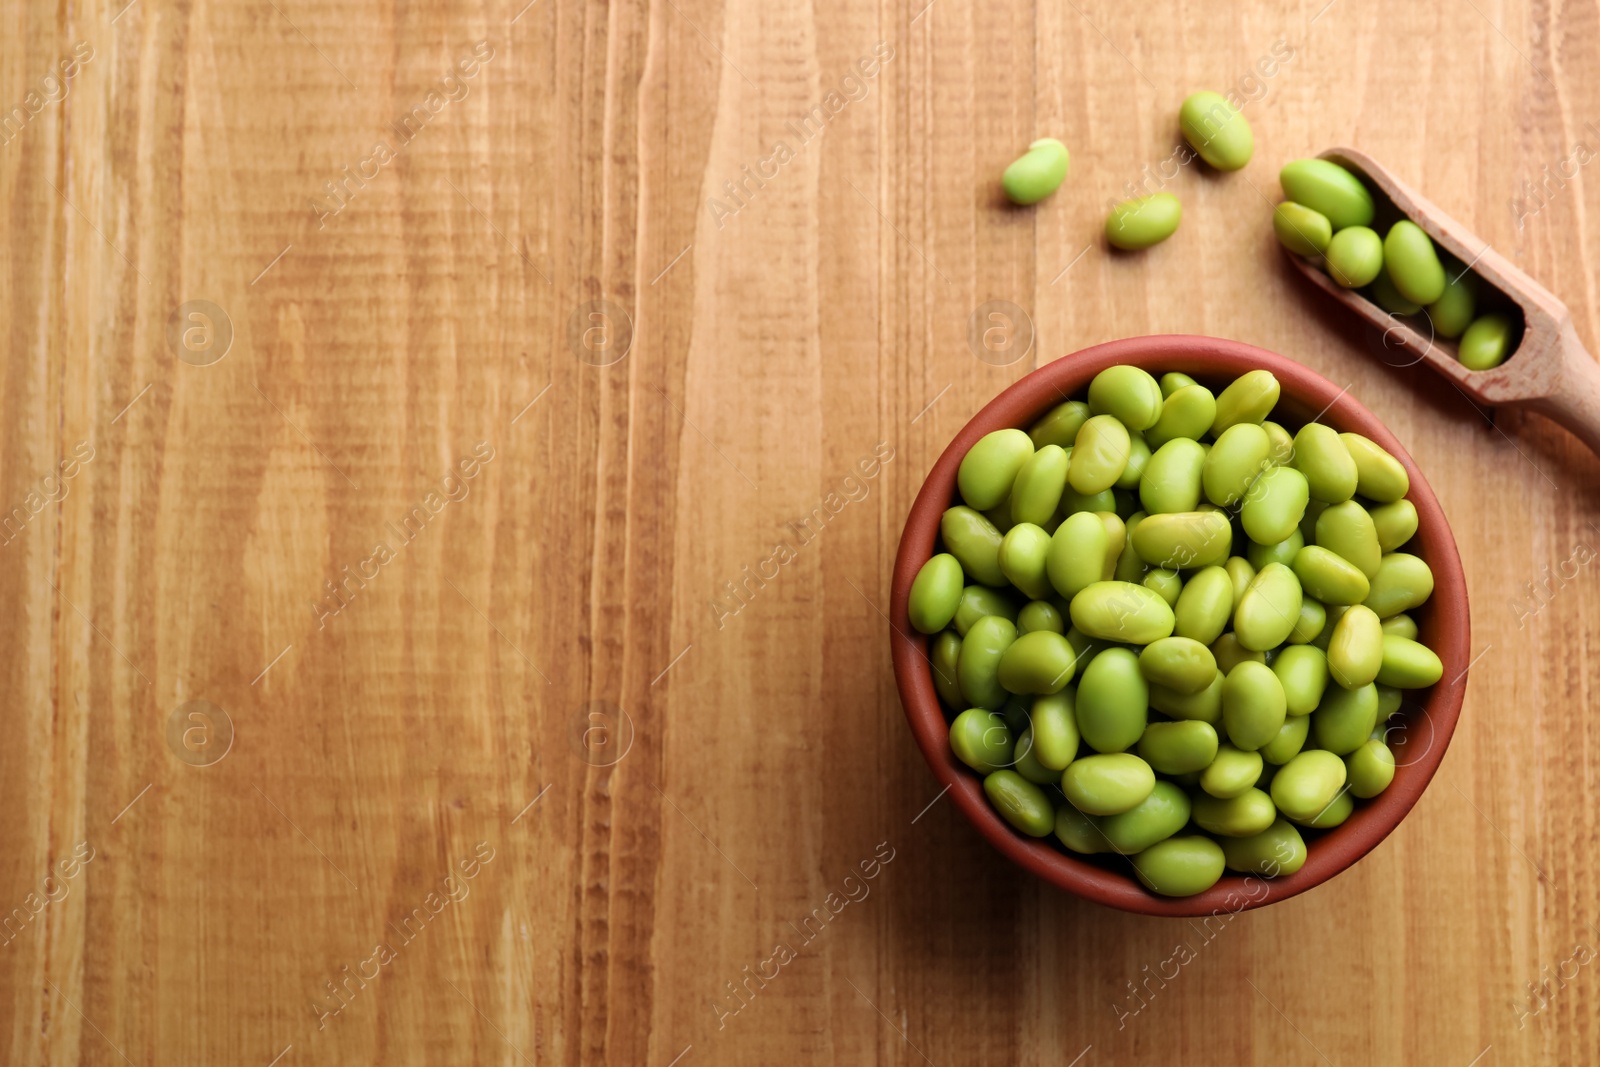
[1283,146,1600,456]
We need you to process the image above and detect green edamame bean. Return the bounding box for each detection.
[1054,804,1113,854]
[1159,372,1197,397]
[1200,744,1264,799]
[1327,603,1384,689]
[1370,499,1418,552]
[1069,415,1132,495]
[1364,552,1434,617]
[984,770,1056,836]
[1028,691,1080,770]
[1314,681,1379,754]
[997,630,1078,695]
[1132,511,1233,569]
[1002,138,1070,205]
[1145,386,1217,450]
[1233,563,1303,651]
[1143,568,1182,607]
[1380,613,1418,640]
[1116,435,1152,493]
[1272,644,1329,715]
[1427,273,1476,339]
[1241,465,1310,546]
[999,523,1054,600]
[1278,158,1375,229]
[1221,817,1306,876]
[1259,714,1309,767]
[983,502,1014,536]
[1311,603,1349,651]
[1300,499,1327,544]
[1029,400,1091,449]
[1060,484,1117,516]
[1137,720,1219,776]
[1288,597,1326,645]
[1316,500,1382,578]
[1075,647,1149,753]
[1106,192,1182,250]
[1061,752,1155,815]
[1009,444,1070,527]
[1180,91,1253,170]
[1150,672,1224,724]
[959,429,1034,510]
[1292,423,1357,504]
[1045,511,1108,601]
[1370,264,1422,315]
[1375,683,1403,720]
[953,584,1020,635]
[1212,370,1281,435]
[1088,365,1164,431]
[1113,514,1148,583]
[1339,433,1409,503]
[1097,513,1126,580]
[909,553,964,634]
[958,614,1018,710]
[1376,635,1443,688]
[1382,220,1446,305]
[1459,313,1514,370]
[1291,789,1353,829]
[1211,632,1265,675]
[1130,835,1225,896]
[1203,423,1272,507]
[1017,600,1065,635]
[1273,201,1332,256]
[1345,738,1396,798]
[1262,421,1296,466]
[1325,226,1383,288]
[1069,581,1175,644]
[948,708,1013,773]
[1100,781,1191,854]
[931,630,965,708]
[1248,530,1304,571]
[1012,730,1061,785]
[1222,660,1287,751]
[941,506,1008,586]
[1192,787,1276,837]
[1139,439,1206,514]
[1173,565,1232,644]
[1292,544,1371,605]
[1138,636,1217,694]
[1270,749,1347,822]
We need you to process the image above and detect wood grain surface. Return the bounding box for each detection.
[3,0,1598,1063]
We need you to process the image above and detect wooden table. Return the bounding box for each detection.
[4,0,1598,1063]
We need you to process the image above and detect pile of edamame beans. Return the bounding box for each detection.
[909,364,1442,897]
[1274,158,1517,371]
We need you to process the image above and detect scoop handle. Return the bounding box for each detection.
[1525,327,1600,457]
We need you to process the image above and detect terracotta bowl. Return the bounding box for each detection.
[891,335,1470,916]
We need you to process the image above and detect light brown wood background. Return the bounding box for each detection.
[2,0,1598,1062]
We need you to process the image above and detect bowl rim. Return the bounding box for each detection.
[890,334,1471,917]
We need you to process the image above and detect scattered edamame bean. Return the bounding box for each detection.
[1345,739,1397,798]
[1241,465,1309,546]
[1369,499,1418,553]
[1273,644,1330,716]
[1137,720,1220,775]
[1212,370,1281,435]
[1200,744,1264,799]
[1002,138,1070,206]
[1029,400,1091,449]
[941,506,1008,586]
[1203,423,1272,507]
[1233,563,1304,652]
[1089,365,1165,431]
[1340,432,1409,503]
[1029,691,1080,770]
[1375,635,1443,689]
[1180,91,1254,170]
[1259,713,1311,765]
[1138,636,1218,694]
[1070,581,1176,645]
[1292,423,1358,504]
[1017,600,1066,635]
[1221,660,1288,751]
[1100,781,1192,854]
[1270,749,1347,823]
[998,523,1055,600]
[1132,510,1233,569]
[1145,386,1218,450]
[1364,553,1434,618]
[1069,415,1132,494]
[1106,193,1182,250]
[997,630,1078,695]
[1174,565,1233,645]
[958,614,1019,710]
[1221,818,1307,876]
[1193,788,1277,837]
[1010,444,1070,526]
[1313,682,1379,754]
